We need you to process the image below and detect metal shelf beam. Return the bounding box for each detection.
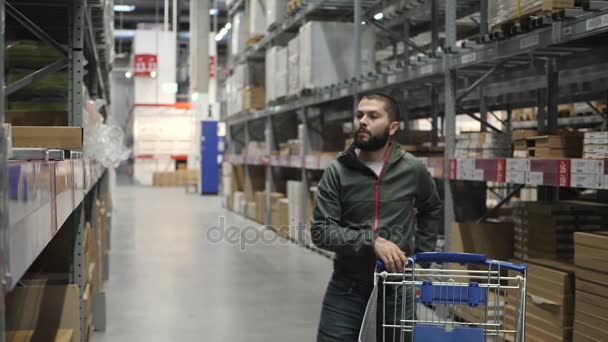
[226,9,608,127]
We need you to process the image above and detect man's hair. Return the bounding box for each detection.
[359,93,400,123]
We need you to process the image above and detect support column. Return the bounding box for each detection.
[431,85,439,146]
[431,0,439,56]
[353,0,361,116]
[480,87,488,132]
[299,110,310,244]
[69,0,84,127]
[403,19,410,64]
[444,0,457,252]
[0,1,6,341]
[480,0,488,39]
[265,117,273,226]
[546,58,559,132]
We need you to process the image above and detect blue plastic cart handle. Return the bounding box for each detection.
[376,252,527,274]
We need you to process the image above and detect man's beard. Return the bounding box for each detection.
[354,126,390,151]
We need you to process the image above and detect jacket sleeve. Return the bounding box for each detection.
[311,165,376,255]
[414,162,442,254]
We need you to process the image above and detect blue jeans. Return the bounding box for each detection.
[317,272,414,342]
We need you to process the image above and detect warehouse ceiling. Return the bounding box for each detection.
[114,0,229,55]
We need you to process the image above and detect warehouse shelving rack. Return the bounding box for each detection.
[0,1,114,341]
[224,0,608,256]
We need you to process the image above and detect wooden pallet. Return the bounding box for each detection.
[489,1,574,37]
[246,35,264,47]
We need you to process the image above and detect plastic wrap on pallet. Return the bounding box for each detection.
[265,47,278,103]
[233,64,247,90]
[275,47,289,99]
[287,181,303,238]
[83,100,130,168]
[488,0,574,29]
[288,35,300,96]
[231,11,249,56]
[266,0,288,29]
[249,0,267,38]
[299,21,376,90]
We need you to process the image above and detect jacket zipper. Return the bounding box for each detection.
[373,144,394,233]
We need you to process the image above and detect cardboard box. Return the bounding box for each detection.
[5,110,68,126]
[585,131,608,140]
[450,222,513,260]
[584,145,608,153]
[243,86,265,111]
[246,201,257,221]
[576,290,608,310]
[574,320,608,342]
[527,259,576,304]
[277,198,290,237]
[504,303,572,342]
[6,329,74,342]
[6,285,80,342]
[255,191,266,224]
[574,232,608,273]
[576,267,608,288]
[11,126,83,150]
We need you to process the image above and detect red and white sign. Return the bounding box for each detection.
[209,55,216,79]
[134,54,158,77]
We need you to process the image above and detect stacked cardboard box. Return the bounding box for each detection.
[583,132,608,159]
[6,281,80,342]
[233,191,246,215]
[450,222,514,259]
[246,201,257,221]
[152,170,198,187]
[455,132,511,158]
[453,292,505,326]
[573,232,608,342]
[512,201,608,261]
[255,191,285,225]
[512,130,538,158]
[11,126,83,150]
[504,259,576,342]
[244,86,265,111]
[525,134,583,158]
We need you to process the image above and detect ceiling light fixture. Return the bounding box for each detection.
[113,5,136,12]
[374,12,384,20]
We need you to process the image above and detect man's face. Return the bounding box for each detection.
[354,98,398,151]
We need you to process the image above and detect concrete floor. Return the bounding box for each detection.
[94,186,333,342]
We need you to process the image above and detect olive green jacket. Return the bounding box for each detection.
[311,142,442,286]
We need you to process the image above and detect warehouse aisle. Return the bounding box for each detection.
[94,186,333,342]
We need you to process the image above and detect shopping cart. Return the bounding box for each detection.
[359,252,527,342]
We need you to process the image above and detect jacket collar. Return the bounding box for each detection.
[338,142,404,171]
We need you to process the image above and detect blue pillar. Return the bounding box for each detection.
[201,120,219,194]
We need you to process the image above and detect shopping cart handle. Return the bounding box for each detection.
[375,253,527,274]
[414,252,487,265]
[413,252,527,274]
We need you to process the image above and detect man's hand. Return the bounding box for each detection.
[373,237,406,273]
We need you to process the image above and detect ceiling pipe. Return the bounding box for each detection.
[164,0,169,31]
